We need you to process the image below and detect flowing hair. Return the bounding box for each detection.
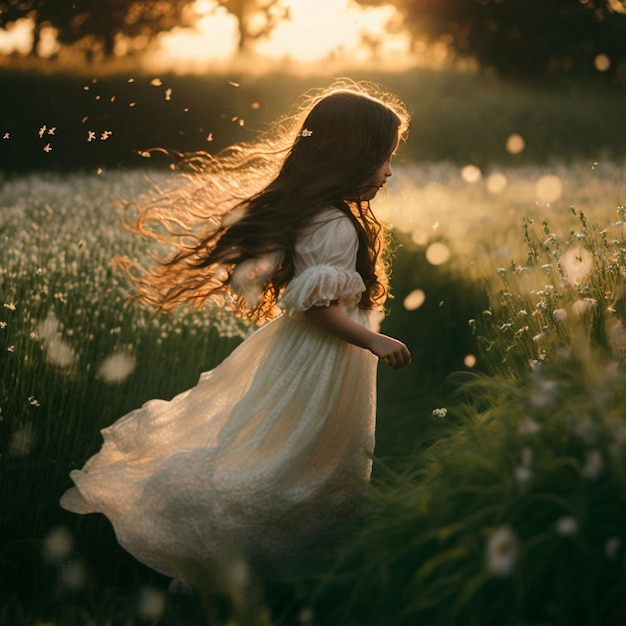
[118,79,410,322]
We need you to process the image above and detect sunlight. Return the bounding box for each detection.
[156,0,411,68]
[156,5,239,63]
[253,0,407,63]
[0,0,412,70]
[0,18,32,55]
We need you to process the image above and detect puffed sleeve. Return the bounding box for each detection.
[278,208,366,313]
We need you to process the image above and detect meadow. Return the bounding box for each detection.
[2,67,626,625]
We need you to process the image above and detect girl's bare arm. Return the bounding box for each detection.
[303,301,411,370]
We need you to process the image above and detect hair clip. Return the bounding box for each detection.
[300,128,313,137]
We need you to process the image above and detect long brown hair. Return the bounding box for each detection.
[119,80,409,321]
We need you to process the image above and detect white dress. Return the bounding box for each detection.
[60,207,378,585]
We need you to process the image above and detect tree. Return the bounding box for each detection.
[0,0,198,59]
[356,0,626,79]
[0,0,49,55]
[212,0,289,54]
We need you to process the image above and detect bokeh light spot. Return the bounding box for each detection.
[403,289,426,311]
[461,164,481,183]
[535,175,563,203]
[486,172,508,194]
[426,242,451,266]
[595,54,611,72]
[464,354,477,368]
[560,246,593,285]
[43,526,74,564]
[506,134,525,154]
[97,351,137,384]
[411,228,428,246]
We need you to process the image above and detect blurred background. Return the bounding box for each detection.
[2,2,626,625]
[1,0,625,172]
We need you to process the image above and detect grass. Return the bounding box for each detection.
[2,64,626,624]
[2,157,625,623]
[1,65,625,173]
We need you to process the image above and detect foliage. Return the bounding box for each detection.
[316,351,626,626]
[0,170,246,620]
[0,168,470,624]
[477,205,626,379]
[2,137,626,623]
[357,0,626,80]
[0,0,197,59]
[2,68,626,174]
[0,0,293,60]
[314,207,626,626]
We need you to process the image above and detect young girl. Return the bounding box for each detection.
[60,80,412,588]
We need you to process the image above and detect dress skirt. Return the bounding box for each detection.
[61,206,379,585]
[60,308,377,585]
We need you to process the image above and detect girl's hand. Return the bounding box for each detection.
[367,334,412,370]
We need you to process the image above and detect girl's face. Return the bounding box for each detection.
[360,155,393,201]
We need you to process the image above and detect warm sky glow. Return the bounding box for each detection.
[0,18,32,55]
[155,0,411,68]
[0,0,413,70]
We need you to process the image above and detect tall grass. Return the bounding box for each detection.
[0,170,246,623]
[311,164,626,626]
[2,158,626,624]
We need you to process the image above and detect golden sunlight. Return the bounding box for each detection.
[0,18,32,55]
[155,0,411,68]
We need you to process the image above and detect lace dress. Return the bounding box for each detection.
[60,207,378,585]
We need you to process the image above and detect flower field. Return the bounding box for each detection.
[1,159,626,624]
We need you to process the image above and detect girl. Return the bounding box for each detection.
[61,80,412,588]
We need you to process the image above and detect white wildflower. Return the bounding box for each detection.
[581,449,603,480]
[521,447,534,467]
[605,537,621,560]
[519,416,542,435]
[556,346,571,360]
[514,466,533,484]
[43,526,74,564]
[555,516,578,536]
[9,423,34,456]
[560,246,593,285]
[553,308,567,321]
[572,298,597,315]
[530,378,559,408]
[485,525,518,577]
[137,585,167,621]
[609,322,626,350]
[569,414,596,444]
[432,407,448,418]
[59,560,86,591]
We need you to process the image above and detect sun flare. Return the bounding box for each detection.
[155,0,411,68]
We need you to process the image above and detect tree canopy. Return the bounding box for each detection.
[0,0,291,60]
[0,0,196,58]
[356,0,626,79]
